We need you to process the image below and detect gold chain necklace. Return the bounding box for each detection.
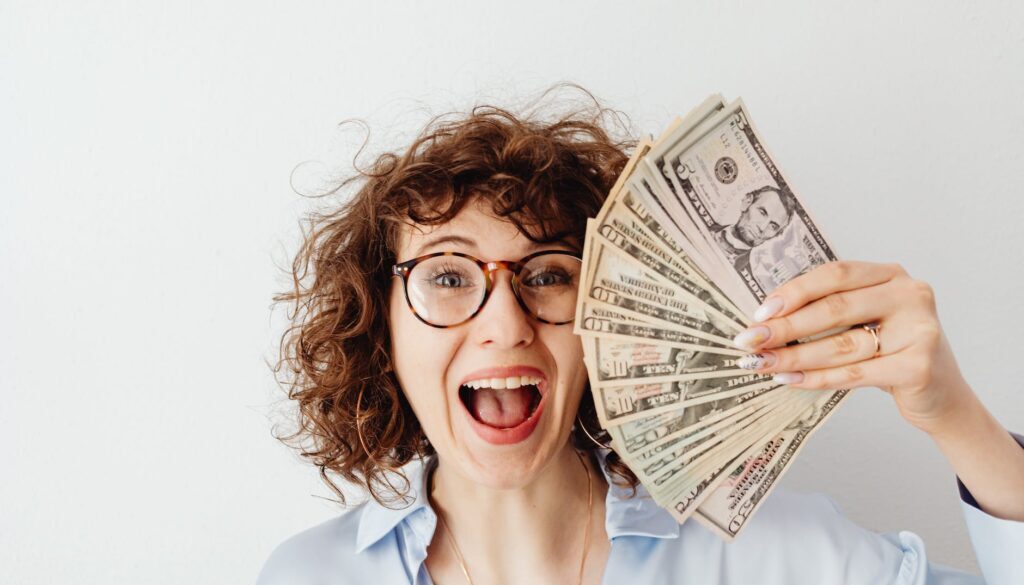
[431,449,594,585]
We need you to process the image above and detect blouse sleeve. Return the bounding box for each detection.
[953,432,1024,585]
[873,431,1024,585]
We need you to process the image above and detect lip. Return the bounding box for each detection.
[456,365,549,446]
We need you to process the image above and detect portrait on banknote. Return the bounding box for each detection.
[707,184,797,277]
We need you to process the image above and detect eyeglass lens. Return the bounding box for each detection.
[405,253,581,326]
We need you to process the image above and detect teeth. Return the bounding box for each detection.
[463,375,542,390]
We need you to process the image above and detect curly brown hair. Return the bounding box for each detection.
[272,86,641,507]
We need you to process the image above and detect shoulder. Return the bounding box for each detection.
[255,505,369,585]
[663,489,921,584]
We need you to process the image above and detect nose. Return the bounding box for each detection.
[749,217,766,238]
[470,270,535,348]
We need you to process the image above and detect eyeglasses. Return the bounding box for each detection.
[391,250,583,328]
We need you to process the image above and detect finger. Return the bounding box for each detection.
[751,260,905,322]
[737,319,907,373]
[769,351,918,392]
[735,280,900,349]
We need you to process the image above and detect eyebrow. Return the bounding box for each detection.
[412,234,580,258]
[413,234,478,257]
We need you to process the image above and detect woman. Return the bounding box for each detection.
[258,92,1024,584]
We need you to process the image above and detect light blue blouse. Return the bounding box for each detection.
[256,435,1024,585]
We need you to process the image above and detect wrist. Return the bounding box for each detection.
[924,384,1011,470]
[921,385,974,438]
[914,378,984,440]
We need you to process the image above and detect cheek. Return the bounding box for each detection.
[388,283,455,422]
[547,330,587,391]
[738,217,755,235]
[389,284,429,380]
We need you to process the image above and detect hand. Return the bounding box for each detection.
[733,260,973,436]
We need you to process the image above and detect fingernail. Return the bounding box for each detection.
[733,326,771,350]
[737,353,777,370]
[753,296,784,322]
[773,372,804,385]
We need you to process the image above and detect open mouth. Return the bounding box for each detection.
[458,376,544,429]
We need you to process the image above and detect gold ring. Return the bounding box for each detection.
[862,322,881,358]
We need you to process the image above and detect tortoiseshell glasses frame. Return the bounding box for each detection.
[390,250,583,329]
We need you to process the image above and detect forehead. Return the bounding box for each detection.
[395,199,572,261]
[754,191,786,213]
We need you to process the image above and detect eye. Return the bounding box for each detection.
[759,207,767,217]
[425,263,473,289]
[768,222,780,232]
[522,267,572,288]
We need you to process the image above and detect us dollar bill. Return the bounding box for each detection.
[695,389,849,540]
[610,188,716,290]
[626,96,731,272]
[593,185,747,329]
[590,217,747,333]
[651,389,820,510]
[578,94,854,540]
[654,98,853,534]
[640,95,730,272]
[626,164,713,271]
[608,380,783,458]
[633,403,773,486]
[576,303,743,358]
[581,230,738,345]
[592,370,773,427]
[660,99,840,315]
[658,388,828,517]
[646,391,809,501]
[586,336,744,386]
[626,396,779,483]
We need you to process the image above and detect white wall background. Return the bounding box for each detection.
[3,0,1023,582]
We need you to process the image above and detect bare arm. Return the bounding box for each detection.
[927,384,1024,521]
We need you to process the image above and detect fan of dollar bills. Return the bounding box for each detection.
[574,95,848,541]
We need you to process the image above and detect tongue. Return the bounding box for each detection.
[471,387,533,428]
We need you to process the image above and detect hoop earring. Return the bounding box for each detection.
[575,412,612,450]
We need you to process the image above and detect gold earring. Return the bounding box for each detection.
[575,413,611,449]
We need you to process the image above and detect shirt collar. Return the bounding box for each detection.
[355,449,679,553]
[355,455,436,553]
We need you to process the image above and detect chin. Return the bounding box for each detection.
[736,226,758,247]
[452,412,567,489]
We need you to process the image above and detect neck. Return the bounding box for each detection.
[427,443,609,584]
